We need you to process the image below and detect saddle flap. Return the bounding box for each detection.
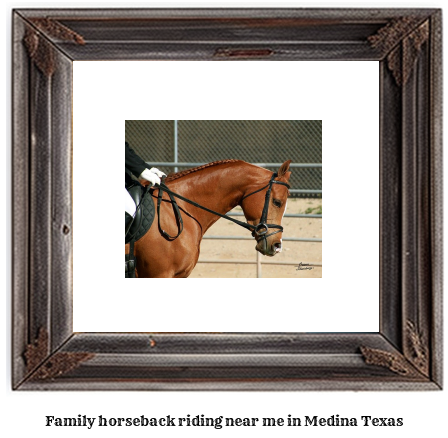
[125,184,156,244]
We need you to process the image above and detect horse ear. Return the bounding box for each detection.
[278,160,292,178]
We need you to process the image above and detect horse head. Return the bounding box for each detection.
[241,160,291,257]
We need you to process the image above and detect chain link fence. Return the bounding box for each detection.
[125,120,321,197]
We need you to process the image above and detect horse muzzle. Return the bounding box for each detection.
[255,235,283,257]
[255,240,282,257]
[252,223,284,256]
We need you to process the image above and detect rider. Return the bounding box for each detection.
[125,141,165,233]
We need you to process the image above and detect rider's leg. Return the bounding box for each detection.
[125,187,136,234]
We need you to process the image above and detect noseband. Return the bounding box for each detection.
[154,173,290,247]
[241,173,290,249]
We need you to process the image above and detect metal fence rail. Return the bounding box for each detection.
[149,162,322,168]
[228,212,322,219]
[203,236,322,243]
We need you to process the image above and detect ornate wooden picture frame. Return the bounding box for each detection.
[12,8,442,390]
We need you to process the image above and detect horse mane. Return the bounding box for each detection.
[165,159,243,182]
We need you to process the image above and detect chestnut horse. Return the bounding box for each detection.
[126,159,291,278]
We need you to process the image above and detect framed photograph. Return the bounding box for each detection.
[12,8,442,390]
[122,119,323,280]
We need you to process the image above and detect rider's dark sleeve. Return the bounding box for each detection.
[125,142,148,177]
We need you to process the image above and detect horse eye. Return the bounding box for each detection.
[273,199,282,208]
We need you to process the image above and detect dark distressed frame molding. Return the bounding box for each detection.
[12,8,442,390]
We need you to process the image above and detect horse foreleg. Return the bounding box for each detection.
[135,239,200,278]
[128,215,202,278]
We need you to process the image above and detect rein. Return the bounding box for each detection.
[154,173,290,245]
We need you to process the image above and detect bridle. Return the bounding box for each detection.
[154,172,290,249]
[241,173,290,250]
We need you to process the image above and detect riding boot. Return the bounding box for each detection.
[125,240,137,278]
[125,255,136,278]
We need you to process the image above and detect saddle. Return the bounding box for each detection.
[125,182,156,278]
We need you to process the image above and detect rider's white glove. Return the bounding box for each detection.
[148,167,166,178]
[139,168,166,186]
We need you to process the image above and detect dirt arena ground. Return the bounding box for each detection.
[190,198,322,278]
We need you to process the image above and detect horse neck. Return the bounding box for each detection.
[169,162,268,232]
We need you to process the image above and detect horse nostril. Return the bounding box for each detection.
[273,242,282,253]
